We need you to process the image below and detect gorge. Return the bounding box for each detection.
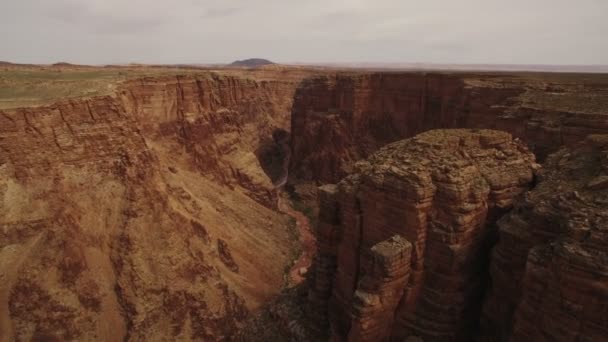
[1,65,607,341]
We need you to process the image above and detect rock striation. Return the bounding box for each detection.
[0,73,300,341]
[308,129,538,341]
[120,74,296,207]
[480,134,608,341]
[290,73,608,184]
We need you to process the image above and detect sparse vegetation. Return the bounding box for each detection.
[0,66,203,109]
[282,216,302,286]
[290,198,318,229]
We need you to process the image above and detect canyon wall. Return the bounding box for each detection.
[480,134,608,341]
[0,73,301,341]
[120,73,297,206]
[308,129,537,341]
[290,72,608,184]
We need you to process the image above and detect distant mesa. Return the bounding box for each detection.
[228,58,275,68]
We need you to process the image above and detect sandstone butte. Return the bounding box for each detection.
[1,66,608,341]
[309,129,538,341]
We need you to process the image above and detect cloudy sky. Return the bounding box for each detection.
[0,0,606,65]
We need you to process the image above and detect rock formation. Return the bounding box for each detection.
[308,129,538,341]
[290,73,608,184]
[229,58,275,68]
[480,134,608,341]
[0,73,300,341]
[119,74,296,207]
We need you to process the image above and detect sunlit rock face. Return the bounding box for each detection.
[0,73,300,341]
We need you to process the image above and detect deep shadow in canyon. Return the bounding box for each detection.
[255,128,291,186]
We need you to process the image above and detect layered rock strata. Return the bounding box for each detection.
[480,134,608,341]
[308,129,537,341]
[348,236,412,341]
[290,73,608,183]
[0,73,300,341]
[120,74,297,207]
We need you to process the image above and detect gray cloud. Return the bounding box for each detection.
[0,0,606,65]
[200,7,241,19]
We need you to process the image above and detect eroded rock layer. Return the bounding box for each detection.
[120,74,296,207]
[308,129,537,341]
[290,73,608,183]
[0,73,301,341]
[480,134,608,341]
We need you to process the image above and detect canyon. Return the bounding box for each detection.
[290,72,608,183]
[1,65,607,341]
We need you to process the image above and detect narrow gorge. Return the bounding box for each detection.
[1,68,607,341]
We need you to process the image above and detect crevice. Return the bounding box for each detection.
[0,110,16,125]
[108,199,136,342]
[175,77,189,141]
[256,128,291,186]
[86,101,96,122]
[22,111,44,137]
[51,128,63,150]
[57,106,75,135]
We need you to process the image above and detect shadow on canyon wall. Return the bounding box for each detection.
[255,128,291,186]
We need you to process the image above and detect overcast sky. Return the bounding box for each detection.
[0,0,606,65]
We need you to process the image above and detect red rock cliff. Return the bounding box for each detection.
[120,73,297,206]
[308,129,537,341]
[0,73,300,341]
[480,134,608,341]
[290,72,608,184]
